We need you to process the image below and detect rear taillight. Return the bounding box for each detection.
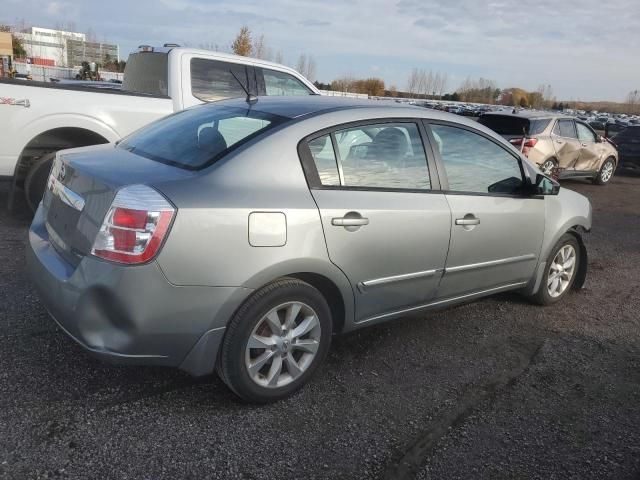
[91,185,175,265]
[509,137,538,148]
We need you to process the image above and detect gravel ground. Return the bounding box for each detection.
[0,176,639,480]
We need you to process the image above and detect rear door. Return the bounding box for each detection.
[552,119,582,169]
[425,122,545,299]
[299,120,451,322]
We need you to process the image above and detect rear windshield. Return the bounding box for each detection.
[122,52,169,96]
[478,115,551,136]
[119,106,286,170]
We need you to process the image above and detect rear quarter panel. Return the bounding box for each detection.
[153,123,356,328]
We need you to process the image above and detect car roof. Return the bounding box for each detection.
[207,96,431,119]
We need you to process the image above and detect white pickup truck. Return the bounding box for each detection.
[0,45,319,211]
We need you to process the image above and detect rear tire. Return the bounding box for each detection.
[24,153,55,213]
[217,278,332,403]
[532,234,580,306]
[593,157,615,185]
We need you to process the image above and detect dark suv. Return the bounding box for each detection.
[613,126,640,173]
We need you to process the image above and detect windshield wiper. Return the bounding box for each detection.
[230,70,258,106]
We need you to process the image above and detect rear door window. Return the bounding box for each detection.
[307,135,341,186]
[556,119,578,139]
[190,58,252,102]
[261,69,313,96]
[305,122,431,190]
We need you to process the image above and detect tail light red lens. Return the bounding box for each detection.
[91,185,175,265]
[510,137,538,148]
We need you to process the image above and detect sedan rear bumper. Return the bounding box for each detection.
[26,205,252,375]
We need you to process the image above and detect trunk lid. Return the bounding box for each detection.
[42,144,192,265]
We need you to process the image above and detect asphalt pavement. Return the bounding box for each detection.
[0,176,639,480]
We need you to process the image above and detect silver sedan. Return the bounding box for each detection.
[27,96,592,402]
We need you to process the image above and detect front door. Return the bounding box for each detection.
[427,123,545,299]
[300,121,451,322]
[552,119,582,170]
[575,121,602,172]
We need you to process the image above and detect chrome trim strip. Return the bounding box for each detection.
[445,254,536,274]
[358,269,439,293]
[47,175,85,212]
[357,281,528,325]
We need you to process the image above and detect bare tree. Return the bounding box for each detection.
[438,73,449,97]
[274,50,284,64]
[252,34,272,60]
[407,68,420,98]
[296,53,307,75]
[306,55,317,82]
[198,42,220,52]
[627,90,640,114]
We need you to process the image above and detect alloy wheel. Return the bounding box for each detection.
[541,160,555,176]
[244,301,321,388]
[600,160,614,183]
[547,245,577,298]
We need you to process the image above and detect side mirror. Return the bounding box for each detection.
[535,173,560,195]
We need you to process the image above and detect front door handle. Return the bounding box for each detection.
[455,217,480,226]
[332,217,369,227]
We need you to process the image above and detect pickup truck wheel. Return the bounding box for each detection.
[24,153,55,213]
[532,234,580,306]
[217,278,332,403]
[593,157,615,185]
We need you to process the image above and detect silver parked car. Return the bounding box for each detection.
[27,97,592,402]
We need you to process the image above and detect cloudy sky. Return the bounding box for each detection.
[4,0,639,101]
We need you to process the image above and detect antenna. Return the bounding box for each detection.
[230,70,258,105]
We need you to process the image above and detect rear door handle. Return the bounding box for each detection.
[332,217,369,227]
[455,217,480,226]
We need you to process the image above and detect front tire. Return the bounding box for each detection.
[593,157,615,185]
[217,278,332,403]
[532,234,580,306]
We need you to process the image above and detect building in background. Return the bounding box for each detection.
[14,26,118,67]
[0,31,12,76]
[66,38,119,67]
